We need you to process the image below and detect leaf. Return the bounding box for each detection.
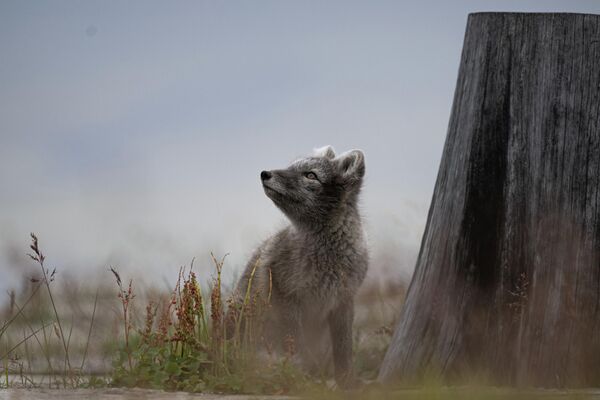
[165,361,180,375]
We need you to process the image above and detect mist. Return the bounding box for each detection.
[2,0,598,297]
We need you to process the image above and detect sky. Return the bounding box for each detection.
[1,1,599,294]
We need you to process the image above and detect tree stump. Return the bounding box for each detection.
[378,12,600,387]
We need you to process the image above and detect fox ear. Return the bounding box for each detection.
[313,145,336,160]
[335,150,365,182]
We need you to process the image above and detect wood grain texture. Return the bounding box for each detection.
[379,12,600,387]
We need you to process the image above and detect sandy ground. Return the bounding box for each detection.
[4,387,600,400]
[0,388,293,400]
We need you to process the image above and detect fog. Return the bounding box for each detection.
[1,1,597,295]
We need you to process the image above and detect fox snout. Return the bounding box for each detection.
[260,170,272,181]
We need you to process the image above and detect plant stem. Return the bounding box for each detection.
[0,322,53,360]
[80,288,99,372]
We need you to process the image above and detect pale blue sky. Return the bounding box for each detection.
[1,1,599,291]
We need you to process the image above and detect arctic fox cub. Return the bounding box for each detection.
[232,146,368,387]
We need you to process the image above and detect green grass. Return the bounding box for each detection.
[305,386,600,400]
[2,236,600,398]
[0,234,395,394]
[108,257,315,394]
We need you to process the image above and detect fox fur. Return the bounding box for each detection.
[231,146,368,387]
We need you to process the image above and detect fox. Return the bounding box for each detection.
[229,146,368,388]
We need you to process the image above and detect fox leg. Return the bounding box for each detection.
[328,299,358,388]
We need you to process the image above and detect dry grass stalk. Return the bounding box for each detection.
[110,267,135,372]
[27,233,74,385]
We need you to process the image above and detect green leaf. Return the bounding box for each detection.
[165,361,180,374]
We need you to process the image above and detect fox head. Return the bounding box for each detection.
[260,146,365,227]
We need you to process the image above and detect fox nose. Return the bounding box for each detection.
[261,170,272,181]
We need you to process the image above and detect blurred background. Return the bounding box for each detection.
[1,0,598,297]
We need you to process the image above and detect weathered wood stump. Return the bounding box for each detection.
[379,12,600,387]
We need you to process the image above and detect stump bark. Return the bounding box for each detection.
[379,12,600,387]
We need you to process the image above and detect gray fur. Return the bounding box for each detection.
[232,146,368,388]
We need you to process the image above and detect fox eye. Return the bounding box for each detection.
[305,172,318,180]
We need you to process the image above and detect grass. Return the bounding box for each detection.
[0,234,397,395]
[0,234,100,388]
[108,255,312,394]
[2,235,600,399]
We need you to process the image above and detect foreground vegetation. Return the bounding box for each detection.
[0,234,397,395]
[3,235,600,399]
[108,254,313,394]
